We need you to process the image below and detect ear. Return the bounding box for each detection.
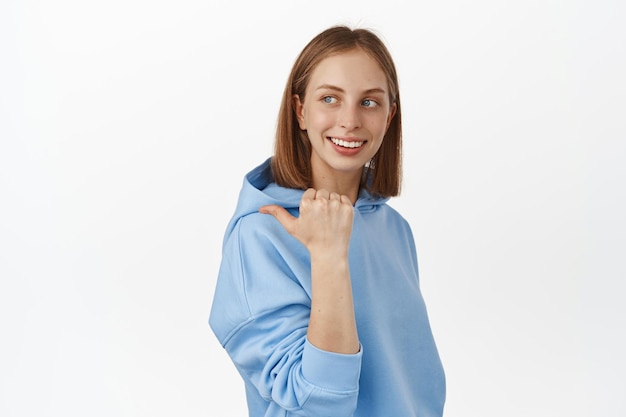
[386,102,397,130]
[292,94,307,130]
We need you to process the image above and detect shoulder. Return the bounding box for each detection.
[360,204,419,258]
[379,202,410,223]
[361,202,413,233]
[223,209,305,267]
[230,210,298,245]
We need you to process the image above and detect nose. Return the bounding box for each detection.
[338,103,362,130]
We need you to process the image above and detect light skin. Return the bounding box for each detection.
[259,48,397,354]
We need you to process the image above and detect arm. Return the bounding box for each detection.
[210,198,361,416]
[260,188,359,354]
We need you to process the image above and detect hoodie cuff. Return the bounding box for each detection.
[301,339,362,392]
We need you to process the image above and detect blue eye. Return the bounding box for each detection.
[323,96,337,104]
[362,99,378,108]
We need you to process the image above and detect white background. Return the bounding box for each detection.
[1,1,624,416]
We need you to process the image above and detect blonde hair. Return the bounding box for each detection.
[271,25,402,197]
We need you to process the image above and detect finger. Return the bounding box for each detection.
[258,204,296,234]
[329,192,341,201]
[302,188,317,200]
[315,189,330,200]
[340,194,353,205]
[300,188,317,210]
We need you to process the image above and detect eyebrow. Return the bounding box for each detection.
[314,84,387,95]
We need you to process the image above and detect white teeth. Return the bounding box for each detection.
[330,137,364,148]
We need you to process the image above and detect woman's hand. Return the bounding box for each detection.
[259,188,354,256]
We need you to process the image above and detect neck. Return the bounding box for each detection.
[312,169,362,205]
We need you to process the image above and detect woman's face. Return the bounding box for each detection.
[294,48,396,187]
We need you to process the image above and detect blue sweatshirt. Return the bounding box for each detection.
[209,158,446,417]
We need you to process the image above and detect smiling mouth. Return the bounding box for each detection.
[329,137,365,148]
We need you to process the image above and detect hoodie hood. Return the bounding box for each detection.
[224,157,390,240]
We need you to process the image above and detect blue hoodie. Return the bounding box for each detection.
[209,158,446,417]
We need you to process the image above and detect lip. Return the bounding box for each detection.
[327,136,367,156]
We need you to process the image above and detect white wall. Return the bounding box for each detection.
[1,1,624,416]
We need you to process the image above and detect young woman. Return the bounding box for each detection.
[209,25,446,416]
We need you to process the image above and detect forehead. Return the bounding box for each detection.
[307,49,388,91]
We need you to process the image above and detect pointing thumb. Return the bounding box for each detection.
[259,204,296,234]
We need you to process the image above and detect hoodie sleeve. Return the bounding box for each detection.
[209,213,362,416]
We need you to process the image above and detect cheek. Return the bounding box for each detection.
[367,114,391,136]
[307,109,334,130]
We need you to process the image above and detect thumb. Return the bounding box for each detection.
[259,204,297,234]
